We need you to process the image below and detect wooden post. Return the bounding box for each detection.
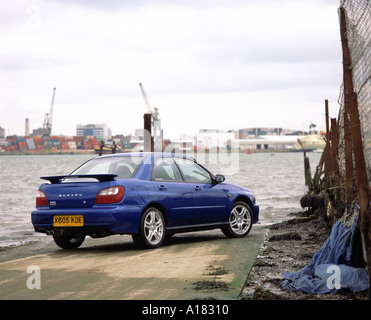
[330,118,340,194]
[324,100,332,189]
[330,118,339,176]
[304,156,313,191]
[330,118,340,202]
[312,151,325,193]
[325,100,331,172]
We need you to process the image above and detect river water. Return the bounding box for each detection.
[0,152,321,248]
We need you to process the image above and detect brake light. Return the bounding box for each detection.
[36,190,48,206]
[95,186,125,204]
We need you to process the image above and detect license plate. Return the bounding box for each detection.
[53,215,83,227]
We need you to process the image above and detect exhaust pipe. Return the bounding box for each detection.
[46,230,54,236]
[46,229,63,236]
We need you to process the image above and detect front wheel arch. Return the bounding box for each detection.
[232,196,253,211]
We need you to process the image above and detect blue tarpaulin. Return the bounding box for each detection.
[281,205,369,294]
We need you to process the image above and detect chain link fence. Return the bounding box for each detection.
[339,0,371,185]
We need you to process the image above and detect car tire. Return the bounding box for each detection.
[52,234,85,249]
[132,207,166,249]
[222,202,253,238]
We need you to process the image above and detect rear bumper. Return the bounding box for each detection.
[31,205,143,235]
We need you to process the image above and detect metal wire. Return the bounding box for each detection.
[337,0,371,200]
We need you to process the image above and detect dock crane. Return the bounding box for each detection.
[42,87,56,149]
[139,83,162,151]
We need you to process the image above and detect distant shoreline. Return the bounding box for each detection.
[0,149,317,156]
[0,149,96,156]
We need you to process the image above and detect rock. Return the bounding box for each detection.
[262,246,277,254]
[268,231,302,241]
[300,194,324,209]
[287,216,313,225]
[253,285,281,300]
[254,258,276,267]
[193,281,229,291]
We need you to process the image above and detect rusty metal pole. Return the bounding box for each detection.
[343,113,354,206]
[340,6,371,297]
[143,113,153,152]
[339,9,355,208]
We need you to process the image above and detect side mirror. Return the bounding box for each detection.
[215,174,225,183]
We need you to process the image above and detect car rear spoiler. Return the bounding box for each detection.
[40,174,118,184]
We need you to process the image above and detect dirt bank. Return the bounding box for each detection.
[240,210,368,300]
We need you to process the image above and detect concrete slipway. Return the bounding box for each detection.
[0,228,265,300]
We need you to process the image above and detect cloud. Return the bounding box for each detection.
[0,0,342,138]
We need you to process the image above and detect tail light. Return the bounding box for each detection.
[36,190,48,206]
[95,186,125,204]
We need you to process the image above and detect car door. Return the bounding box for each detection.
[174,157,228,224]
[152,157,193,228]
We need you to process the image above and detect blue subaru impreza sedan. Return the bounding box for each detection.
[31,152,259,249]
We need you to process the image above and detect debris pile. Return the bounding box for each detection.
[240,209,368,300]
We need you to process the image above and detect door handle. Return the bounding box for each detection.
[158,184,167,191]
[194,186,202,191]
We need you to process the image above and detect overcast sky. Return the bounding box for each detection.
[1,0,342,139]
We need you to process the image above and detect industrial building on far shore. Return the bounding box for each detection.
[0,122,325,154]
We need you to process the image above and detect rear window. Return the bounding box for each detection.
[71,156,144,179]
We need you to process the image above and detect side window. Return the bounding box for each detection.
[152,158,183,182]
[115,163,133,179]
[175,158,212,183]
